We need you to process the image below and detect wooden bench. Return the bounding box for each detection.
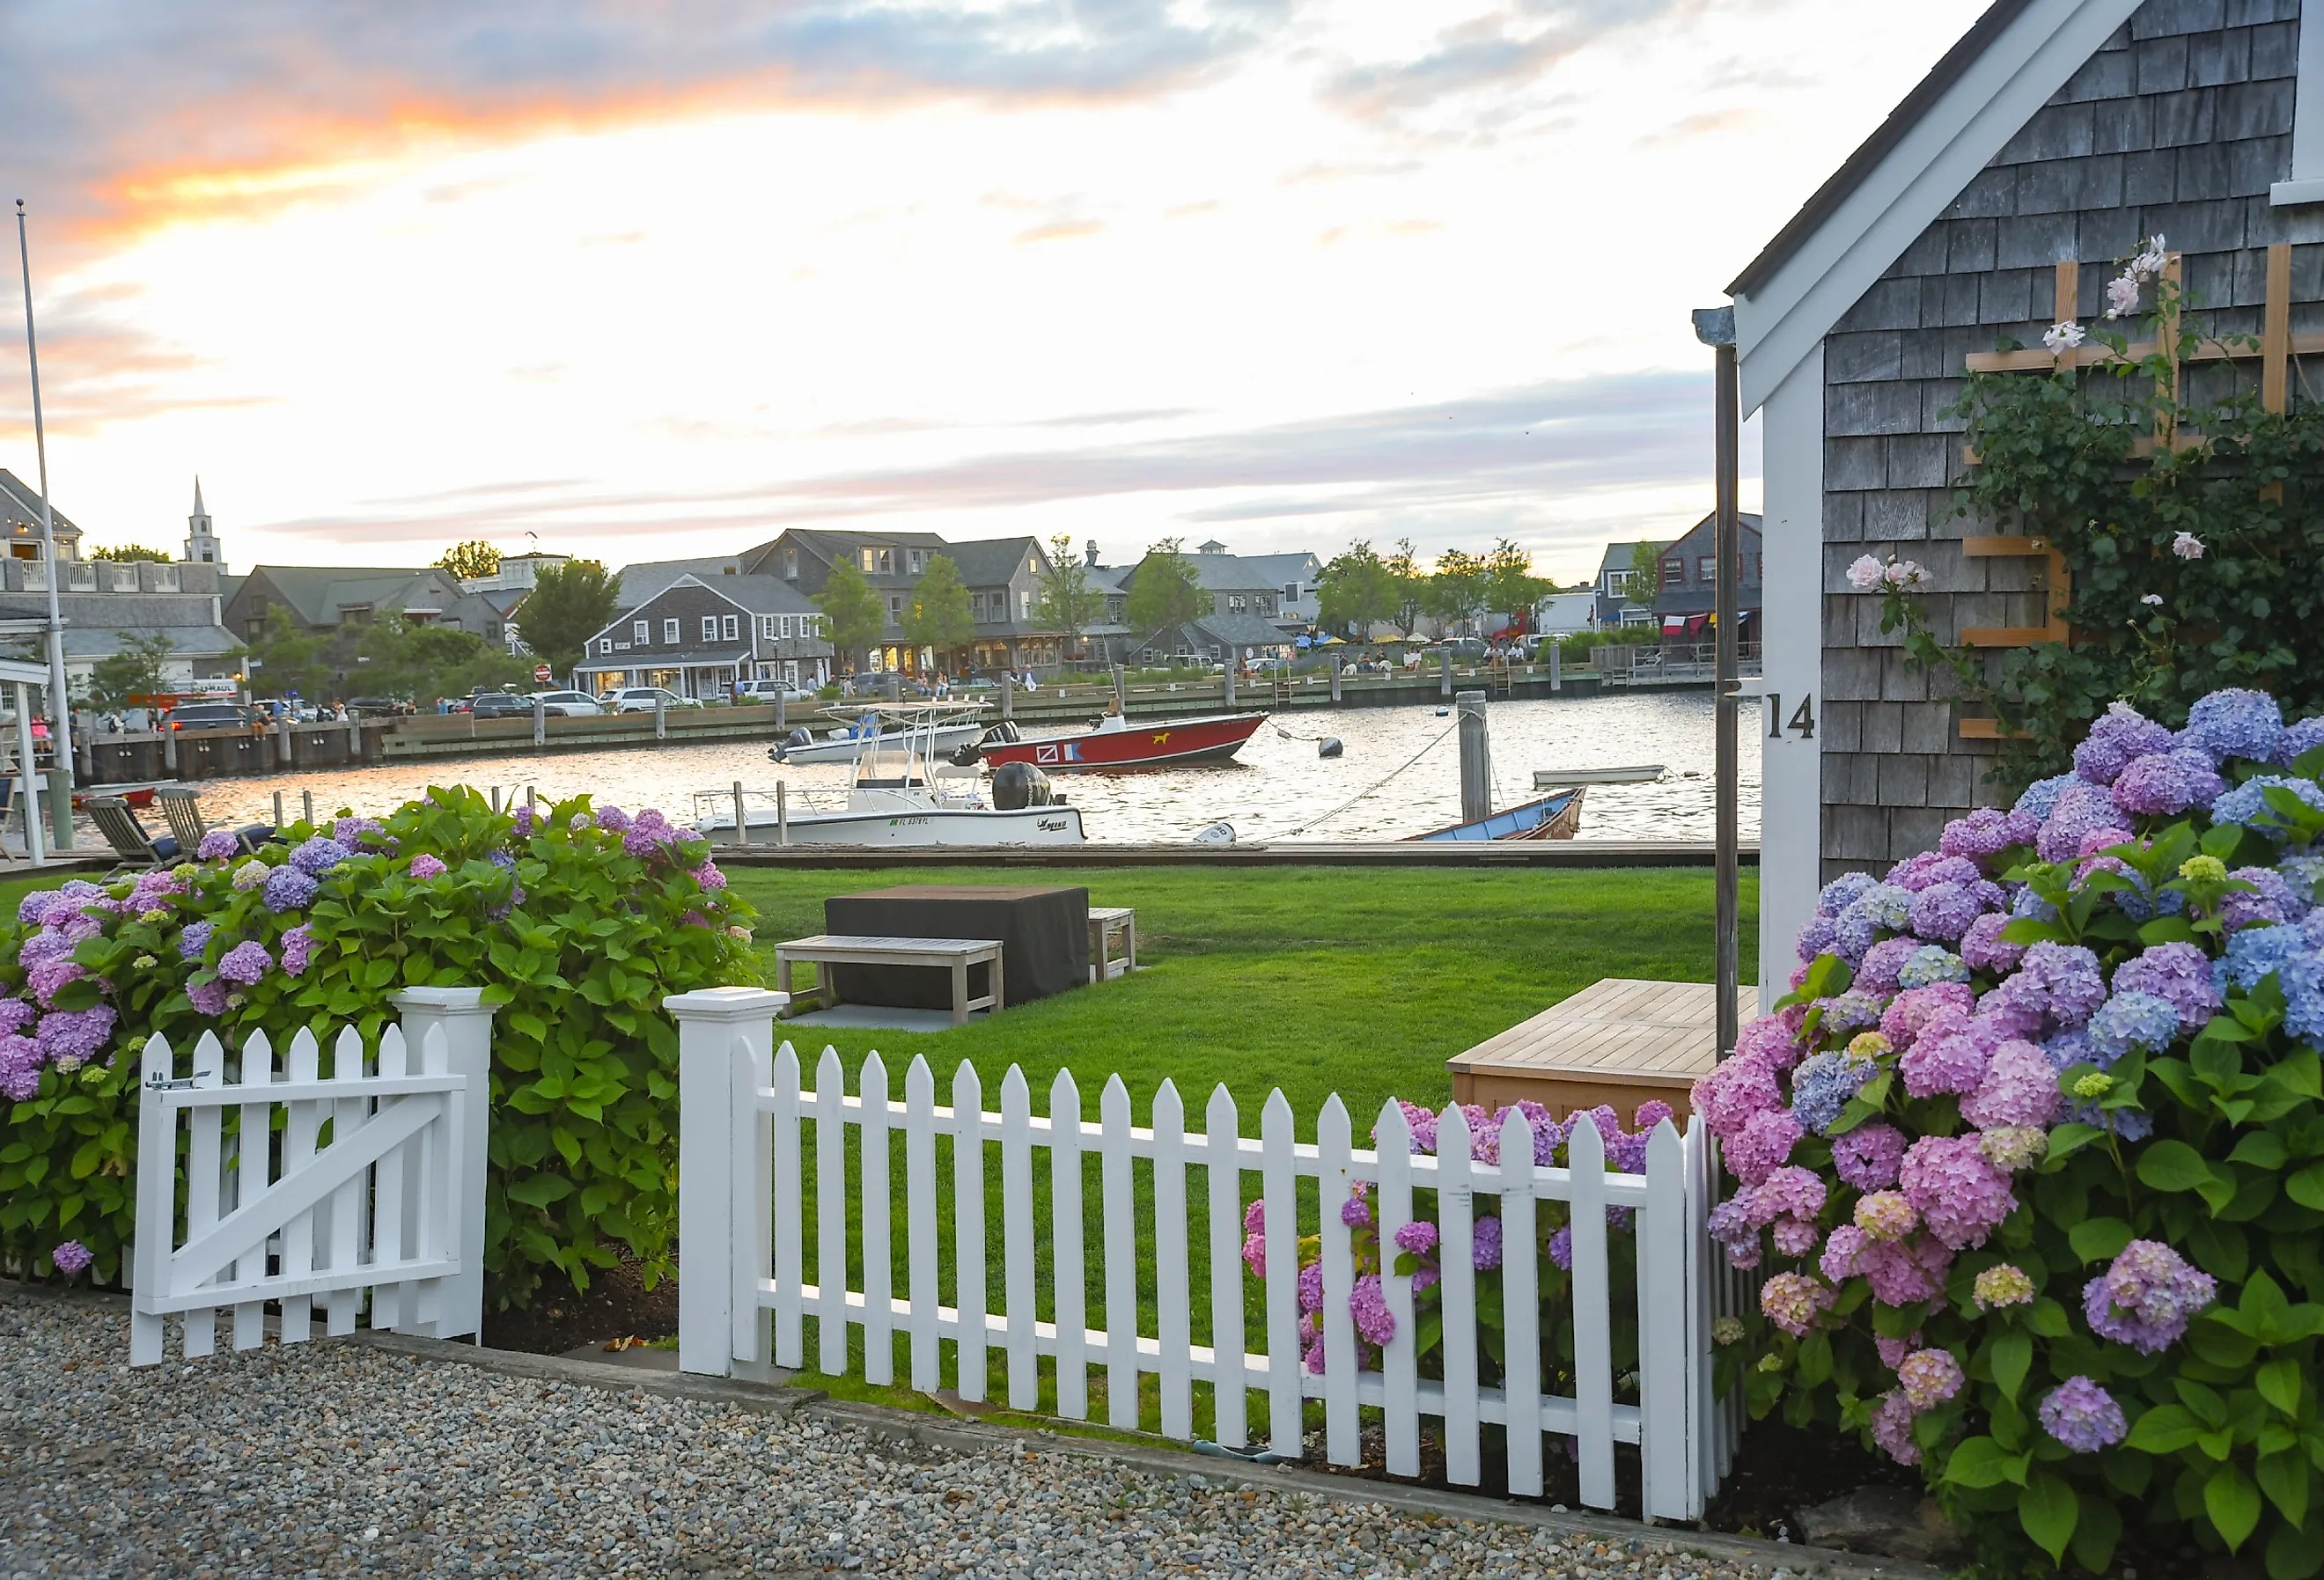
[775,935,1005,1027]
[1445,977,1757,1123]
[1088,906,1136,983]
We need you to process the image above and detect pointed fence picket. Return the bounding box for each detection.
[130,1009,487,1368]
[672,1011,1727,1519]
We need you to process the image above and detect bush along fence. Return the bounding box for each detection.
[130,996,492,1365]
[0,787,757,1308]
[1702,687,2324,1576]
[669,988,1737,1518]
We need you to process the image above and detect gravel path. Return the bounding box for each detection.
[0,1293,1807,1579]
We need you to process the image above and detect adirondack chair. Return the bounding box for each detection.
[154,786,208,851]
[85,797,180,870]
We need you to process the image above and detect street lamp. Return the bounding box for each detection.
[1692,305,1741,1058]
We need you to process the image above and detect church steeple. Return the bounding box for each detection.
[184,476,223,570]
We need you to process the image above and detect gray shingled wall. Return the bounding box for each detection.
[1818,0,2316,883]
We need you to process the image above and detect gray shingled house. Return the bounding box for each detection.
[1726,0,2317,999]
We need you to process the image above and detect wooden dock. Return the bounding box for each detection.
[1445,977,1756,1121]
[714,839,1753,869]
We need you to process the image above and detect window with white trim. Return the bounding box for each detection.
[663,618,680,644]
[721,614,739,641]
[702,616,718,642]
[599,639,613,655]
[633,620,649,644]
[781,615,794,637]
[2277,8,2324,205]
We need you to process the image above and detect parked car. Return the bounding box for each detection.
[529,689,604,717]
[467,692,534,719]
[342,696,409,719]
[164,702,258,731]
[732,678,813,704]
[609,687,702,713]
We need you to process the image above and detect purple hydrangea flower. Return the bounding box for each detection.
[1296,1261,1324,1314]
[695,863,728,891]
[2020,941,2107,1028]
[1340,1192,1371,1230]
[15,890,60,926]
[289,837,350,876]
[1691,1054,1783,1142]
[2217,865,2307,934]
[407,854,447,881]
[217,941,272,986]
[1734,1013,1806,1073]
[593,805,630,834]
[1789,1051,1876,1135]
[35,1004,116,1068]
[2186,688,2284,763]
[508,805,540,837]
[188,980,229,1016]
[1725,1107,1803,1186]
[1959,912,2024,974]
[2274,716,2324,768]
[1906,883,1984,944]
[2014,773,2079,823]
[622,828,663,858]
[2112,751,2216,818]
[1899,1135,2017,1250]
[1872,1391,1920,1466]
[18,930,74,969]
[281,924,314,979]
[1886,852,1983,893]
[26,958,85,1009]
[2211,775,2324,841]
[178,920,214,962]
[261,866,319,914]
[2037,782,2125,863]
[50,1240,92,1276]
[2084,1240,2216,1353]
[0,999,32,1037]
[1795,914,1839,962]
[1470,1215,1504,1270]
[2110,942,2222,1033]
[1899,1007,1999,1097]
[2040,1377,2127,1452]
[1349,1273,1394,1347]
[1814,991,1886,1034]
[1548,1225,1574,1270]
[1896,944,1968,988]
[1938,806,2039,860]
[1394,1220,1438,1256]
[1817,872,1878,917]
[2086,989,2183,1065]
[1879,982,1975,1052]
[1853,937,1922,995]
[195,829,240,861]
[0,1033,42,1099]
[1960,1040,2063,1129]
[1376,1099,1437,1155]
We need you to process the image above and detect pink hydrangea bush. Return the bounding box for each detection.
[0,786,757,1305]
[1703,688,2324,1572]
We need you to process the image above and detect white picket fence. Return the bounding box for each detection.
[671,988,1734,1518]
[130,988,496,1366]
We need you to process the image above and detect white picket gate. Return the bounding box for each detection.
[670,988,1730,1519]
[130,988,496,1366]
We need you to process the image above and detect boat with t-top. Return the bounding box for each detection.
[698,702,1085,847]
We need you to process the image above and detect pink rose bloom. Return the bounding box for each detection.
[1900,1135,2017,1250]
[1725,1106,1802,1186]
[1879,983,1975,1052]
[1692,1054,1782,1142]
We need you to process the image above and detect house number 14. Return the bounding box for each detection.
[1766,693,1815,739]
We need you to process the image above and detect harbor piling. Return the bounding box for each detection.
[733,780,750,848]
[776,781,788,846]
[1457,689,1490,827]
[655,696,666,741]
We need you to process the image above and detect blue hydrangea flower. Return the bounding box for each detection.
[2216,923,2308,997]
[2011,886,2060,922]
[2185,688,2285,764]
[1896,945,1969,988]
[2275,717,2324,768]
[1818,872,1877,919]
[2085,990,2183,1065]
[288,836,352,876]
[2062,1100,2156,1142]
[1790,1052,1876,1135]
[2279,854,2324,906]
[2015,774,2080,823]
[2210,775,2324,841]
[261,866,319,915]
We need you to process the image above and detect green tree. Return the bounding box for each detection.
[1317,540,1397,636]
[436,540,503,581]
[79,632,174,711]
[356,615,528,702]
[245,606,332,702]
[902,555,974,659]
[1125,540,1208,642]
[814,559,886,674]
[1482,538,1549,629]
[1627,540,1666,607]
[513,558,618,681]
[1386,540,1427,636]
[1030,533,1104,658]
[88,545,174,563]
[1423,547,1487,636]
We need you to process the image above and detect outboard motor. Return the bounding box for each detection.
[768,725,813,762]
[983,722,1022,746]
[990,761,1058,811]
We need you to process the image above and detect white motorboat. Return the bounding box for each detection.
[769,708,985,765]
[701,702,1086,848]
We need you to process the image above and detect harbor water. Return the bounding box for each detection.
[139,692,1761,846]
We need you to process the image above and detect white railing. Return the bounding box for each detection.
[131,988,496,1365]
[671,988,1727,1519]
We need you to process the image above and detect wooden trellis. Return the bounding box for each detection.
[1948,245,2300,739]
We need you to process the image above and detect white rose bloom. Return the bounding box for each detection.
[1846,555,1886,592]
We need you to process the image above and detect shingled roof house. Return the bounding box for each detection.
[1727,0,2316,1002]
[573,574,834,700]
[739,530,1066,675]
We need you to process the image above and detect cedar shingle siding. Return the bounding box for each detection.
[1819,0,2310,881]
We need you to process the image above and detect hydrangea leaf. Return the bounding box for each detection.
[2204,1463,2263,1551]
[2125,1402,2204,1453]
[2018,1471,2079,1562]
[2069,1492,2122,1576]
[2139,1139,2222,1194]
[2288,1163,2324,1213]
[1943,1434,2019,1488]
[1989,1330,2033,1401]
[2256,1356,2305,1419]
[2069,1216,2135,1265]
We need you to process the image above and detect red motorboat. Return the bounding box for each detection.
[967,712,1269,772]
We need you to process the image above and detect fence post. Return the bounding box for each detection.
[668,986,788,1378]
[655,695,666,742]
[390,987,498,1341]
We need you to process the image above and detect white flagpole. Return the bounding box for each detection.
[13,201,75,851]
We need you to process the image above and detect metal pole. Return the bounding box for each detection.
[1456,690,1490,826]
[1696,306,1743,1059]
[14,202,72,849]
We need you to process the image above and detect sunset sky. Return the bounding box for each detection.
[0,0,1989,581]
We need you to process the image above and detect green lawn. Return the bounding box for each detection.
[728,864,1758,1131]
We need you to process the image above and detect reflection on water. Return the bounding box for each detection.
[160,692,1760,845]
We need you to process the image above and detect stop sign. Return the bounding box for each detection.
[533,664,552,685]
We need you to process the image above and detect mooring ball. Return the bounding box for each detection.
[1317,738,1343,758]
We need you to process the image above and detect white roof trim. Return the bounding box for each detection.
[1733,0,2142,414]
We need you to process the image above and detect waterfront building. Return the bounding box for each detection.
[1588,540,1666,631]
[737,529,1066,675]
[1724,0,2310,996]
[0,557,238,697]
[221,565,511,668]
[573,573,834,699]
[1648,511,1764,647]
[611,555,742,614]
[0,469,84,562]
